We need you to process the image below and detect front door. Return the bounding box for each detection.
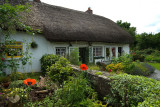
[79,47,87,64]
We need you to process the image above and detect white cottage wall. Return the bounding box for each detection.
[1,32,130,74]
[4,32,55,74]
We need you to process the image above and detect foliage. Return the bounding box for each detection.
[47,56,73,85]
[9,72,24,81]
[0,76,11,83]
[111,54,134,72]
[95,72,103,75]
[88,64,100,71]
[68,48,81,65]
[30,41,38,48]
[53,74,97,107]
[24,96,54,107]
[106,63,124,73]
[111,54,154,76]
[106,74,160,106]
[9,80,25,88]
[40,54,60,75]
[145,55,160,63]
[136,32,160,50]
[126,62,155,76]
[0,3,31,33]
[148,63,160,71]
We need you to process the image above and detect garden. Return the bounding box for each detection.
[1,2,160,107]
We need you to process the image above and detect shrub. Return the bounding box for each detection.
[9,72,24,81]
[68,48,80,65]
[125,62,155,76]
[53,75,97,107]
[133,54,145,62]
[111,55,154,76]
[106,74,160,106]
[106,63,124,73]
[9,80,25,88]
[40,54,60,75]
[145,55,160,63]
[47,56,73,84]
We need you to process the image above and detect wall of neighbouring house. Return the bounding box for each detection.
[1,32,130,74]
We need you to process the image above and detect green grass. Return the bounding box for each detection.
[148,63,160,71]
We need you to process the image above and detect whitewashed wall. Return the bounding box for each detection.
[2,32,130,74]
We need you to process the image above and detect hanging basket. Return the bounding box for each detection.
[31,41,38,48]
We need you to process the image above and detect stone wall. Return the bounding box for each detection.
[70,65,111,100]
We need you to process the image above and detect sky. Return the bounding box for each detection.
[40,0,160,34]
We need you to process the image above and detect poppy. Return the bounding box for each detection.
[24,78,36,86]
[80,64,88,70]
[108,69,112,72]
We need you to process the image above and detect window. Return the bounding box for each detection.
[6,42,23,58]
[93,47,102,57]
[56,47,66,56]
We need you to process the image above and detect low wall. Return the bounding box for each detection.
[70,65,111,100]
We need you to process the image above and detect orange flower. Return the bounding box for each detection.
[24,78,36,86]
[80,64,88,70]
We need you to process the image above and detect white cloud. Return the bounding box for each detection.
[40,0,160,34]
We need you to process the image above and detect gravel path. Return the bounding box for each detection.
[148,69,160,81]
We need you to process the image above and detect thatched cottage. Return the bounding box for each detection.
[0,0,133,73]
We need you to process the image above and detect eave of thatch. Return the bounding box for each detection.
[0,0,134,44]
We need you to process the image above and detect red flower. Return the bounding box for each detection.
[108,69,112,72]
[132,52,135,55]
[1,58,5,61]
[80,64,88,70]
[24,78,36,86]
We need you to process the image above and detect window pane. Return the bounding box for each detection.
[56,47,66,56]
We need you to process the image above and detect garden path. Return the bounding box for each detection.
[148,69,160,81]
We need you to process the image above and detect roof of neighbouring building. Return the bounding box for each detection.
[0,0,134,44]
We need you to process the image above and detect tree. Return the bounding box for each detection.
[116,20,137,48]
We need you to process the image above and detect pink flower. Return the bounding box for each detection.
[109,69,112,72]
[1,58,5,61]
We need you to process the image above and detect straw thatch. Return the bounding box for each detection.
[0,1,133,44]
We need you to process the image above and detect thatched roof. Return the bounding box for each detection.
[0,1,133,44]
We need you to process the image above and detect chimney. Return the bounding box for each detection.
[86,7,93,14]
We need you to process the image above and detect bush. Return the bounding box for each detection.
[133,54,145,62]
[9,72,24,81]
[111,55,154,76]
[47,56,73,84]
[40,54,60,75]
[106,63,124,73]
[53,75,97,107]
[145,55,160,62]
[9,80,25,88]
[106,74,160,106]
[68,48,80,65]
[125,62,155,76]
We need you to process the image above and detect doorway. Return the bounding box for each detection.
[79,47,88,64]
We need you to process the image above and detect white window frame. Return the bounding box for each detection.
[93,46,103,57]
[56,47,66,56]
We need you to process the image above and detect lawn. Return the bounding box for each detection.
[148,63,160,71]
